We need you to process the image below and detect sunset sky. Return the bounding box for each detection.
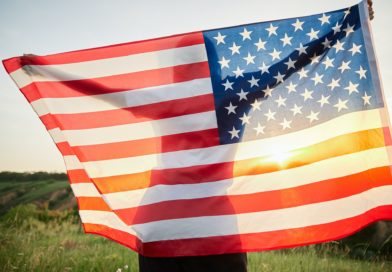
[0,0,391,172]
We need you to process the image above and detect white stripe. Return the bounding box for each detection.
[64,155,82,170]
[79,210,138,237]
[61,110,217,146]
[79,186,392,242]
[103,147,390,209]
[71,183,101,197]
[73,108,383,178]
[10,44,207,88]
[48,127,65,143]
[31,78,213,116]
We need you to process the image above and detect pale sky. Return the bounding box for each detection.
[0,0,391,172]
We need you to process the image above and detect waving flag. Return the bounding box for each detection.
[3,1,392,257]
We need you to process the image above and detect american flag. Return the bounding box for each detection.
[3,1,392,257]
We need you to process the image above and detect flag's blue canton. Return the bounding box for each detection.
[203,4,383,144]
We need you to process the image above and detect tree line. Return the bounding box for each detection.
[0,171,67,182]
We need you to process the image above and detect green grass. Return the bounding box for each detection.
[1,204,391,272]
[247,248,390,272]
[0,204,138,272]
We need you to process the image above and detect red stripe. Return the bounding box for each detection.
[40,93,215,130]
[57,128,219,160]
[114,166,392,225]
[2,32,204,73]
[57,142,73,156]
[77,196,112,211]
[82,205,392,257]
[153,161,233,186]
[383,126,392,146]
[83,223,141,254]
[20,62,210,102]
[74,129,220,161]
[67,169,90,183]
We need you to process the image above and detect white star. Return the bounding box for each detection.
[259,62,270,74]
[338,60,351,73]
[306,111,320,123]
[296,43,308,55]
[269,48,282,61]
[333,40,345,53]
[284,58,296,70]
[254,39,267,51]
[218,56,230,69]
[317,95,330,107]
[237,89,249,101]
[310,53,321,65]
[322,37,332,49]
[275,95,287,108]
[239,113,251,125]
[362,92,372,105]
[253,123,266,135]
[280,33,293,46]
[280,118,292,130]
[322,56,334,70]
[240,28,252,41]
[251,99,262,111]
[290,104,303,116]
[266,23,278,36]
[332,22,342,35]
[225,102,237,115]
[311,72,324,86]
[248,76,260,87]
[286,82,297,93]
[292,19,304,31]
[243,52,256,65]
[334,99,349,112]
[228,126,240,139]
[264,109,276,121]
[318,13,331,25]
[232,66,244,78]
[222,79,234,91]
[229,42,241,55]
[343,23,355,37]
[307,28,320,41]
[263,85,274,97]
[301,88,313,101]
[274,72,285,84]
[356,66,367,79]
[344,81,359,95]
[298,68,309,79]
[213,32,226,45]
[349,43,362,56]
[328,78,341,91]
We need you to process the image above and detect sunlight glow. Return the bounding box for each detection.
[268,151,294,164]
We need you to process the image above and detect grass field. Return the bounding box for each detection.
[0,176,391,271]
[1,204,391,272]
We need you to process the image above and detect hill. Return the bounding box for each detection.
[0,172,76,215]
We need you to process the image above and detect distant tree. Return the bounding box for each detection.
[0,171,67,182]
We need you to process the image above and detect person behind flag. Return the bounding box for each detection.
[137,1,375,271]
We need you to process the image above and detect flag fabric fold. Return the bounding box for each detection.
[3,0,392,257]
